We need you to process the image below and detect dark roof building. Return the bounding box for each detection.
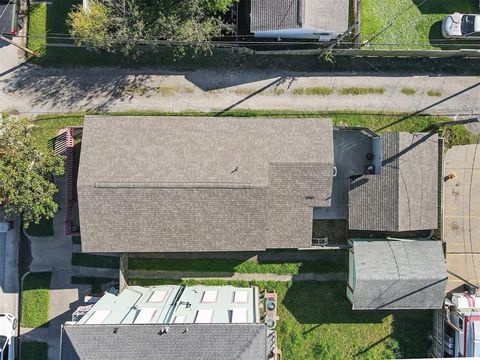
[61,323,268,360]
[347,239,448,310]
[250,0,349,39]
[348,132,439,232]
[77,116,334,253]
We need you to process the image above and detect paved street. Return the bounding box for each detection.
[445,144,480,291]
[0,63,479,116]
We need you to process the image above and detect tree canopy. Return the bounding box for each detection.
[0,115,64,228]
[68,0,237,57]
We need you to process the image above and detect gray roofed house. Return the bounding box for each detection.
[61,323,268,360]
[347,239,448,310]
[250,0,349,40]
[77,116,334,253]
[348,132,439,232]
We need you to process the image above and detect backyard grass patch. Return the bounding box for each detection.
[129,255,348,275]
[362,0,478,50]
[338,87,385,95]
[21,341,48,360]
[129,278,432,360]
[27,3,47,56]
[72,253,119,269]
[292,87,333,96]
[401,87,417,96]
[427,90,442,97]
[26,217,54,237]
[32,114,84,153]
[21,272,51,328]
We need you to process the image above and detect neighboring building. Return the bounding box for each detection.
[349,132,439,232]
[61,285,277,359]
[77,116,335,253]
[250,0,349,40]
[347,239,448,310]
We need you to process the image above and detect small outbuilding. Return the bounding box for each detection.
[347,239,448,310]
[250,0,350,41]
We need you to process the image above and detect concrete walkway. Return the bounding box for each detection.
[445,144,480,291]
[0,64,479,116]
[128,270,346,282]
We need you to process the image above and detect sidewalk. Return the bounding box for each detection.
[0,65,479,115]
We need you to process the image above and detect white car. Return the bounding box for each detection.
[442,12,480,39]
[0,314,16,360]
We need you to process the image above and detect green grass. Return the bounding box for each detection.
[21,341,48,360]
[29,111,478,152]
[292,87,334,96]
[72,236,81,245]
[129,278,432,360]
[21,272,51,328]
[401,87,417,96]
[427,90,442,97]
[72,253,119,269]
[27,3,47,56]
[31,114,84,153]
[25,217,54,237]
[129,254,348,275]
[338,87,385,95]
[362,0,478,50]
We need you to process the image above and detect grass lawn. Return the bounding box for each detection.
[25,217,54,237]
[21,341,48,360]
[21,272,51,328]
[31,111,477,150]
[129,278,432,360]
[129,254,348,275]
[72,253,119,269]
[362,0,478,49]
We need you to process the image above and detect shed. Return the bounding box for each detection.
[347,239,447,310]
[250,0,349,40]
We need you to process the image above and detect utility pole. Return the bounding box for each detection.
[0,35,37,56]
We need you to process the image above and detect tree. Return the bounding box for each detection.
[68,0,237,58]
[0,115,64,228]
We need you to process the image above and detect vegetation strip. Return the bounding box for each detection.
[338,87,385,95]
[128,258,347,275]
[21,272,51,328]
[72,253,119,269]
[32,112,478,151]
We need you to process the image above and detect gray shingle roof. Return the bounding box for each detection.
[78,116,334,252]
[351,240,447,310]
[250,0,349,33]
[348,132,438,232]
[61,324,268,360]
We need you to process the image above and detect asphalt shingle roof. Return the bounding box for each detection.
[61,324,268,360]
[348,132,439,232]
[77,116,334,252]
[250,0,349,33]
[351,240,447,310]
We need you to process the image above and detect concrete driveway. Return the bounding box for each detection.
[445,143,480,291]
[0,36,25,75]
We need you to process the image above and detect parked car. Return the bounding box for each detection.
[0,314,16,360]
[0,0,22,37]
[442,12,480,39]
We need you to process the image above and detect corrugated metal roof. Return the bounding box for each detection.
[250,0,349,33]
